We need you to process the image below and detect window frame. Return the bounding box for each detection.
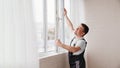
[33,0,71,53]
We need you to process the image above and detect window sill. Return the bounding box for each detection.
[39,51,68,59]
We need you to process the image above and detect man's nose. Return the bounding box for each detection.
[76,28,79,30]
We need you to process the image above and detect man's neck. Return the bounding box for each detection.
[75,35,83,39]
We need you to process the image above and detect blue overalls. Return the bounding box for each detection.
[68,37,87,68]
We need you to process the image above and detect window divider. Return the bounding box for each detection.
[55,0,59,53]
[56,0,65,53]
[43,0,47,52]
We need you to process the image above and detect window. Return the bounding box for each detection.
[32,0,44,52]
[32,0,71,53]
[46,0,56,51]
[64,0,71,45]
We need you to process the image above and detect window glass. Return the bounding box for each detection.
[64,0,71,45]
[46,0,56,51]
[32,0,71,53]
[32,0,44,52]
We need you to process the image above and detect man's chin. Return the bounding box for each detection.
[74,32,77,35]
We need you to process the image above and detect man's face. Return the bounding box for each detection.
[74,25,84,36]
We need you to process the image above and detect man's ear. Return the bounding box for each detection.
[82,32,85,36]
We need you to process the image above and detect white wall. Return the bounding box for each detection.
[84,0,120,68]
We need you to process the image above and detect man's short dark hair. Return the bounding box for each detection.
[81,23,89,35]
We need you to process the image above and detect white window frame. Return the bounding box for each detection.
[32,0,71,53]
[42,0,65,53]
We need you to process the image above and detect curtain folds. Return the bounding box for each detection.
[0,0,38,68]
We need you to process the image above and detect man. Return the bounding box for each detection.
[55,8,89,68]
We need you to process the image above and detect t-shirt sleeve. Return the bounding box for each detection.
[76,40,86,50]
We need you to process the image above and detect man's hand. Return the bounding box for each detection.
[55,39,63,47]
[64,8,67,16]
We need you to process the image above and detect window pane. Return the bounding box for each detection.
[32,0,44,52]
[47,0,56,51]
[64,0,71,45]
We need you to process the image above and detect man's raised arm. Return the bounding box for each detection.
[64,8,75,32]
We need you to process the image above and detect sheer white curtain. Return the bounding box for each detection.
[0,0,39,68]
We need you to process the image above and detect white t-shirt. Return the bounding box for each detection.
[70,37,86,55]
